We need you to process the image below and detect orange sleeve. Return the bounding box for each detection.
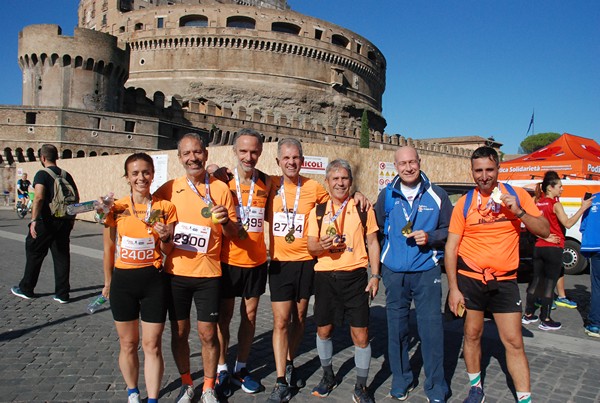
[306,206,320,238]
[366,209,379,235]
[449,195,467,235]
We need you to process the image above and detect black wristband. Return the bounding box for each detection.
[516,209,526,218]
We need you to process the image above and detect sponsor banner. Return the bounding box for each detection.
[499,164,572,174]
[300,156,328,175]
[588,164,600,174]
[378,161,396,192]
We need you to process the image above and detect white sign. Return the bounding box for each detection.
[151,154,169,194]
[378,161,396,192]
[300,156,328,175]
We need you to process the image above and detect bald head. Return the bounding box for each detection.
[394,146,422,187]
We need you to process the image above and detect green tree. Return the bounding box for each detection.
[360,110,370,148]
[519,132,561,153]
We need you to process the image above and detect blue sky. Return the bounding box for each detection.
[1,0,598,153]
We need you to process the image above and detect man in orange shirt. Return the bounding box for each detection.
[154,133,238,403]
[215,129,271,397]
[445,147,549,403]
[306,159,380,403]
[266,138,330,403]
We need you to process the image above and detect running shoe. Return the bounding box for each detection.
[352,384,374,403]
[215,370,232,398]
[52,296,69,304]
[311,372,337,397]
[232,367,261,394]
[174,384,194,403]
[584,325,600,338]
[266,382,291,403]
[521,314,539,325]
[390,384,415,401]
[11,286,33,300]
[555,297,577,309]
[200,388,219,403]
[285,363,305,389]
[128,392,141,403]
[463,386,485,403]
[539,319,562,331]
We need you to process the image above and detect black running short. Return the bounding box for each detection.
[110,266,168,323]
[268,260,315,302]
[221,262,268,299]
[168,275,221,322]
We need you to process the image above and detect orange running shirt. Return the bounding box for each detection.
[154,175,237,278]
[307,199,379,272]
[105,196,177,270]
[220,170,269,267]
[449,185,541,274]
[268,175,329,262]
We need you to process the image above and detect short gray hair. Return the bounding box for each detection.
[233,128,264,148]
[177,133,206,154]
[277,138,303,158]
[326,159,353,182]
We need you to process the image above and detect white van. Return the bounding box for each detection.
[503,179,600,274]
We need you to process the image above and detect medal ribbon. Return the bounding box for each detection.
[186,172,213,208]
[234,167,256,227]
[399,190,423,224]
[328,197,349,229]
[279,176,301,232]
[129,193,153,227]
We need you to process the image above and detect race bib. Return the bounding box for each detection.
[236,206,265,233]
[120,236,155,265]
[173,222,211,253]
[272,212,305,238]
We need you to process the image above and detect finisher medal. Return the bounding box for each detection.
[285,229,295,244]
[326,225,337,237]
[401,221,412,237]
[201,203,213,218]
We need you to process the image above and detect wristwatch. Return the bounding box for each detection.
[370,274,382,280]
[516,209,526,218]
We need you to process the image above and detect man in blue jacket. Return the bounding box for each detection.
[375,146,451,402]
[580,193,600,338]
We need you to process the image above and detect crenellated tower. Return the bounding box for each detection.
[18,25,129,112]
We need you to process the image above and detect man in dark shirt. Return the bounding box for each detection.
[11,144,79,303]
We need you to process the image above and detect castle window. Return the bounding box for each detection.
[102,14,107,27]
[157,17,164,29]
[134,23,143,31]
[332,34,349,49]
[367,51,377,62]
[226,16,255,29]
[125,121,136,133]
[271,22,300,35]
[118,0,133,12]
[356,43,362,55]
[314,29,323,40]
[26,112,36,125]
[92,117,101,129]
[119,26,125,33]
[179,15,208,27]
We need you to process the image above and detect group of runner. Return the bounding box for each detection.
[102,131,558,403]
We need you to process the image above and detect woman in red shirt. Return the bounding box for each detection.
[522,171,592,330]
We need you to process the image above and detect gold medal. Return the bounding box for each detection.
[239,228,248,240]
[326,225,337,237]
[285,229,295,244]
[201,202,214,219]
[243,222,250,231]
[401,221,412,237]
[145,209,162,225]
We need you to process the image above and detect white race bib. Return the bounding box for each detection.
[237,206,265,233]
[119,236,155,265]
[173,222,211,253]
[272,212,305,238]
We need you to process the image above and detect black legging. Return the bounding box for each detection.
[525,246,563,320]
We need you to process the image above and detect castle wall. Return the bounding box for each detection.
[78,0,387,133]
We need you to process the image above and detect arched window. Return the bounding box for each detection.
[134,22,143,31]
[76,150,85,158]
[332,34,349,49]
[62,149,73,159]
[226,16,255,29]
[179,15,208,27]
[271,22,300,35]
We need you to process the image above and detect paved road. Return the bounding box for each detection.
[0,209,598,402]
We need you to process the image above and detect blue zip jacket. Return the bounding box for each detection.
[580,192,600,254]
[375,172,452,272]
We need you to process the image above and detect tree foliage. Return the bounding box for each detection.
[360,110,370,149]
[519,132,561,153]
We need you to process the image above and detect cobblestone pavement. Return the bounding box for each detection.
[1,209,598,402]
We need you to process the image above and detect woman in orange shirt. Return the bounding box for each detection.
[102,153,177,403]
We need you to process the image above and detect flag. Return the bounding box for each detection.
[526,111,534,135]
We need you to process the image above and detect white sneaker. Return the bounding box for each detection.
[128,392,141,403]
[201,388,219,403]
[175,384,195,403]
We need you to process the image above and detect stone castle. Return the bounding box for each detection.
[1,0,477,194]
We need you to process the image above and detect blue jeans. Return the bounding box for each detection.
[589,253,600,327]
[382,264,448,401]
